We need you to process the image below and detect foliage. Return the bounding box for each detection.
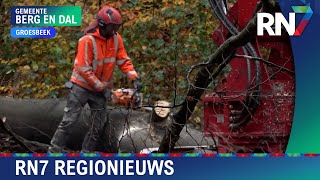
[0,0,218,102]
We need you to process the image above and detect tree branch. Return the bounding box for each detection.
[234,54,294,74]
[1,117,34,153]
[158,3,262,153]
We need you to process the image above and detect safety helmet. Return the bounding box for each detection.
[97,6,122,25]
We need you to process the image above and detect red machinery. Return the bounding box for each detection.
[203,0,295,153]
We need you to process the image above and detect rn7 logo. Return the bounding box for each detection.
[257,6,313,36]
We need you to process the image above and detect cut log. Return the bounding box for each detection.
[152,101,171,122]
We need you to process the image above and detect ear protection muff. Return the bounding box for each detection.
[98,19,106,27]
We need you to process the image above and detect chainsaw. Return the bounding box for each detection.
[65,81,143,109]
[111,88,143,109]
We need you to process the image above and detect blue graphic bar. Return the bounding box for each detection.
[10,27,56,38]
[0,155,320,180]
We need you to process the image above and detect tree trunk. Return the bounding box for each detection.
[151,101,171,123]
[0,97,215,153]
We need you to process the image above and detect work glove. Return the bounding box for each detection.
[96,82,108,92]
[64,81,73,89]
[133,79,142,92]
[103,89,112,101]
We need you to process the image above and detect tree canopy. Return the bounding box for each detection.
[0,0,217,103]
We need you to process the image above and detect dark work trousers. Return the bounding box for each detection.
[49,84,110,153]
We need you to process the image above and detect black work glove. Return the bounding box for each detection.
[133,79,142,92]
[103,89,112,101]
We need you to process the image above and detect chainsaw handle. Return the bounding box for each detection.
[132,79,142,93]
[111,88,142,108]
[130,88,142,108]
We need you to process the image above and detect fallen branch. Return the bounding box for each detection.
[1,117,34,153]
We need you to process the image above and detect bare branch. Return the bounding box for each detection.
[234,54,294,74]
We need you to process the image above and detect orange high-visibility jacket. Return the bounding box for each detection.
[71,28,138,92]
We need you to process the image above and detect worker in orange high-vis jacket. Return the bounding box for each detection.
[49,6,142,153]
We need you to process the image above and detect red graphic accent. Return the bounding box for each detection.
[135,154,149,157]
[270,153,285,157]
[100,153,115,157]
[33,153,47,157]
[66,153,81,157]
[169,154,183,157]
[236,154,251,157]
[0,153,12,157]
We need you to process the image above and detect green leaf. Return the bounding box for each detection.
[32,62,39,72]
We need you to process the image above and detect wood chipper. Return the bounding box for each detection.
[202,0,295,153]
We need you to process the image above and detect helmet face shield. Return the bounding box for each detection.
[111,23,121,32]
[99,22,121,32]
[99,20,121,39]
